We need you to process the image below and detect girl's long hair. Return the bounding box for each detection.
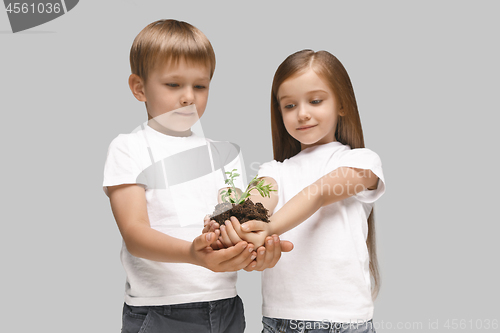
[270,49,380,298]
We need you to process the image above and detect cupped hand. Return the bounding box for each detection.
[244,234,294,272]
[202,215,224,250]
[190,232,256,272]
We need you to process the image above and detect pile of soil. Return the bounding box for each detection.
[210,198,270,225]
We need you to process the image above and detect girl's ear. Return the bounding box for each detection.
[339,106,345,117]
[129,74,147,102]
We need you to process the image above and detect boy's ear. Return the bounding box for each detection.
[129,74,147,102]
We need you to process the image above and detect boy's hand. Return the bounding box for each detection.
[244,234,294,272]
[218,218,294,271]
[190,232,256,272]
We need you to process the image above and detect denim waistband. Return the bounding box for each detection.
[129,296,238,316]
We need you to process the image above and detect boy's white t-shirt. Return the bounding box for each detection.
[103,124,244,306]
[258,141,386,322]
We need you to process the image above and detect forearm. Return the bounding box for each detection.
[122,223,194,264]
[268,184,323,235]
[269,167,375,235]
[109,184,213,267]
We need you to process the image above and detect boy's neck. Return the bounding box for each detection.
[147,119,193,137]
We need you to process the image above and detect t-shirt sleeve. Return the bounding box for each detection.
[257,160,280,184]
[328,148,386,203]
[102,135,146,197]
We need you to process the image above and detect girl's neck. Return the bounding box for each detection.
[300,138,337,151]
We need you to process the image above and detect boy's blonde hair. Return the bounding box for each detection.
[130,19,216,82]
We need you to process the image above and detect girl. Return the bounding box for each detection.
[214,49,385,332]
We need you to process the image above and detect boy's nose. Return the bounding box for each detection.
[180,88,195,105]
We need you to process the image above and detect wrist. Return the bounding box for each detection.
[268,216,280,236]
[186,241,202,267]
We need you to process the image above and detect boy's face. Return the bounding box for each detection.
[138,59,211,135]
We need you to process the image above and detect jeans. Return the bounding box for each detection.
[122,296,245,333]
[262,317,376,333]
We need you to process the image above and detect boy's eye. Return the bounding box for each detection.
[311,100,322,105]
[166,83,179,87]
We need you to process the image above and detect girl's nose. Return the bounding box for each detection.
[297,105,311,121]
[180,88,195,105]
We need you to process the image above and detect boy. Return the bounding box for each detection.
[103,19,289,332]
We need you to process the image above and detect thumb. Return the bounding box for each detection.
[280,240,294,252]
[193,232,215,251]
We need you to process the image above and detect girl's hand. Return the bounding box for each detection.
[202,215,219,233]
[230,216,270,248]
[203,215,211,232]
[244,234,294,272]
[219,218,244,248]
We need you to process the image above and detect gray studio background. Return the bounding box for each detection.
[1,1,498,332]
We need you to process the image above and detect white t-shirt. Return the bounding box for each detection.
[258,141,386,322]
[103,124,245,306]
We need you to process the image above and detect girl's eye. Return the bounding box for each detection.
[283,103,295,109]
[166,83,179,87]
[311,100,322,105]
[194,85,206,90]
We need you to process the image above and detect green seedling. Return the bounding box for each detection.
[220,169,276,205]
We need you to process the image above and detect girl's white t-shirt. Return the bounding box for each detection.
[258,141,386,322]
[103,124,244,306]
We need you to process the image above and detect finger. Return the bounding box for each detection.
[221,245,256,271]
[213,229,220,240]
[219,224,233,248]
[210,221,220,233]
[207,229,221,249]
[261,236,277,270]
[280,240,294,252]
[202,219,211,233]
[210,240,220,250]
[213,241,248,263]
[226,219,244,244]
[216,241,254,270]
[243,259,257,272]
[193,232,216,251]
[266,235,281,269]
[240,220,268,232]
[253,245,267,271]
[215,239,224,249]
[203,214,211,226]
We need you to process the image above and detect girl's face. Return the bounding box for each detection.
[277,68,341,150]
